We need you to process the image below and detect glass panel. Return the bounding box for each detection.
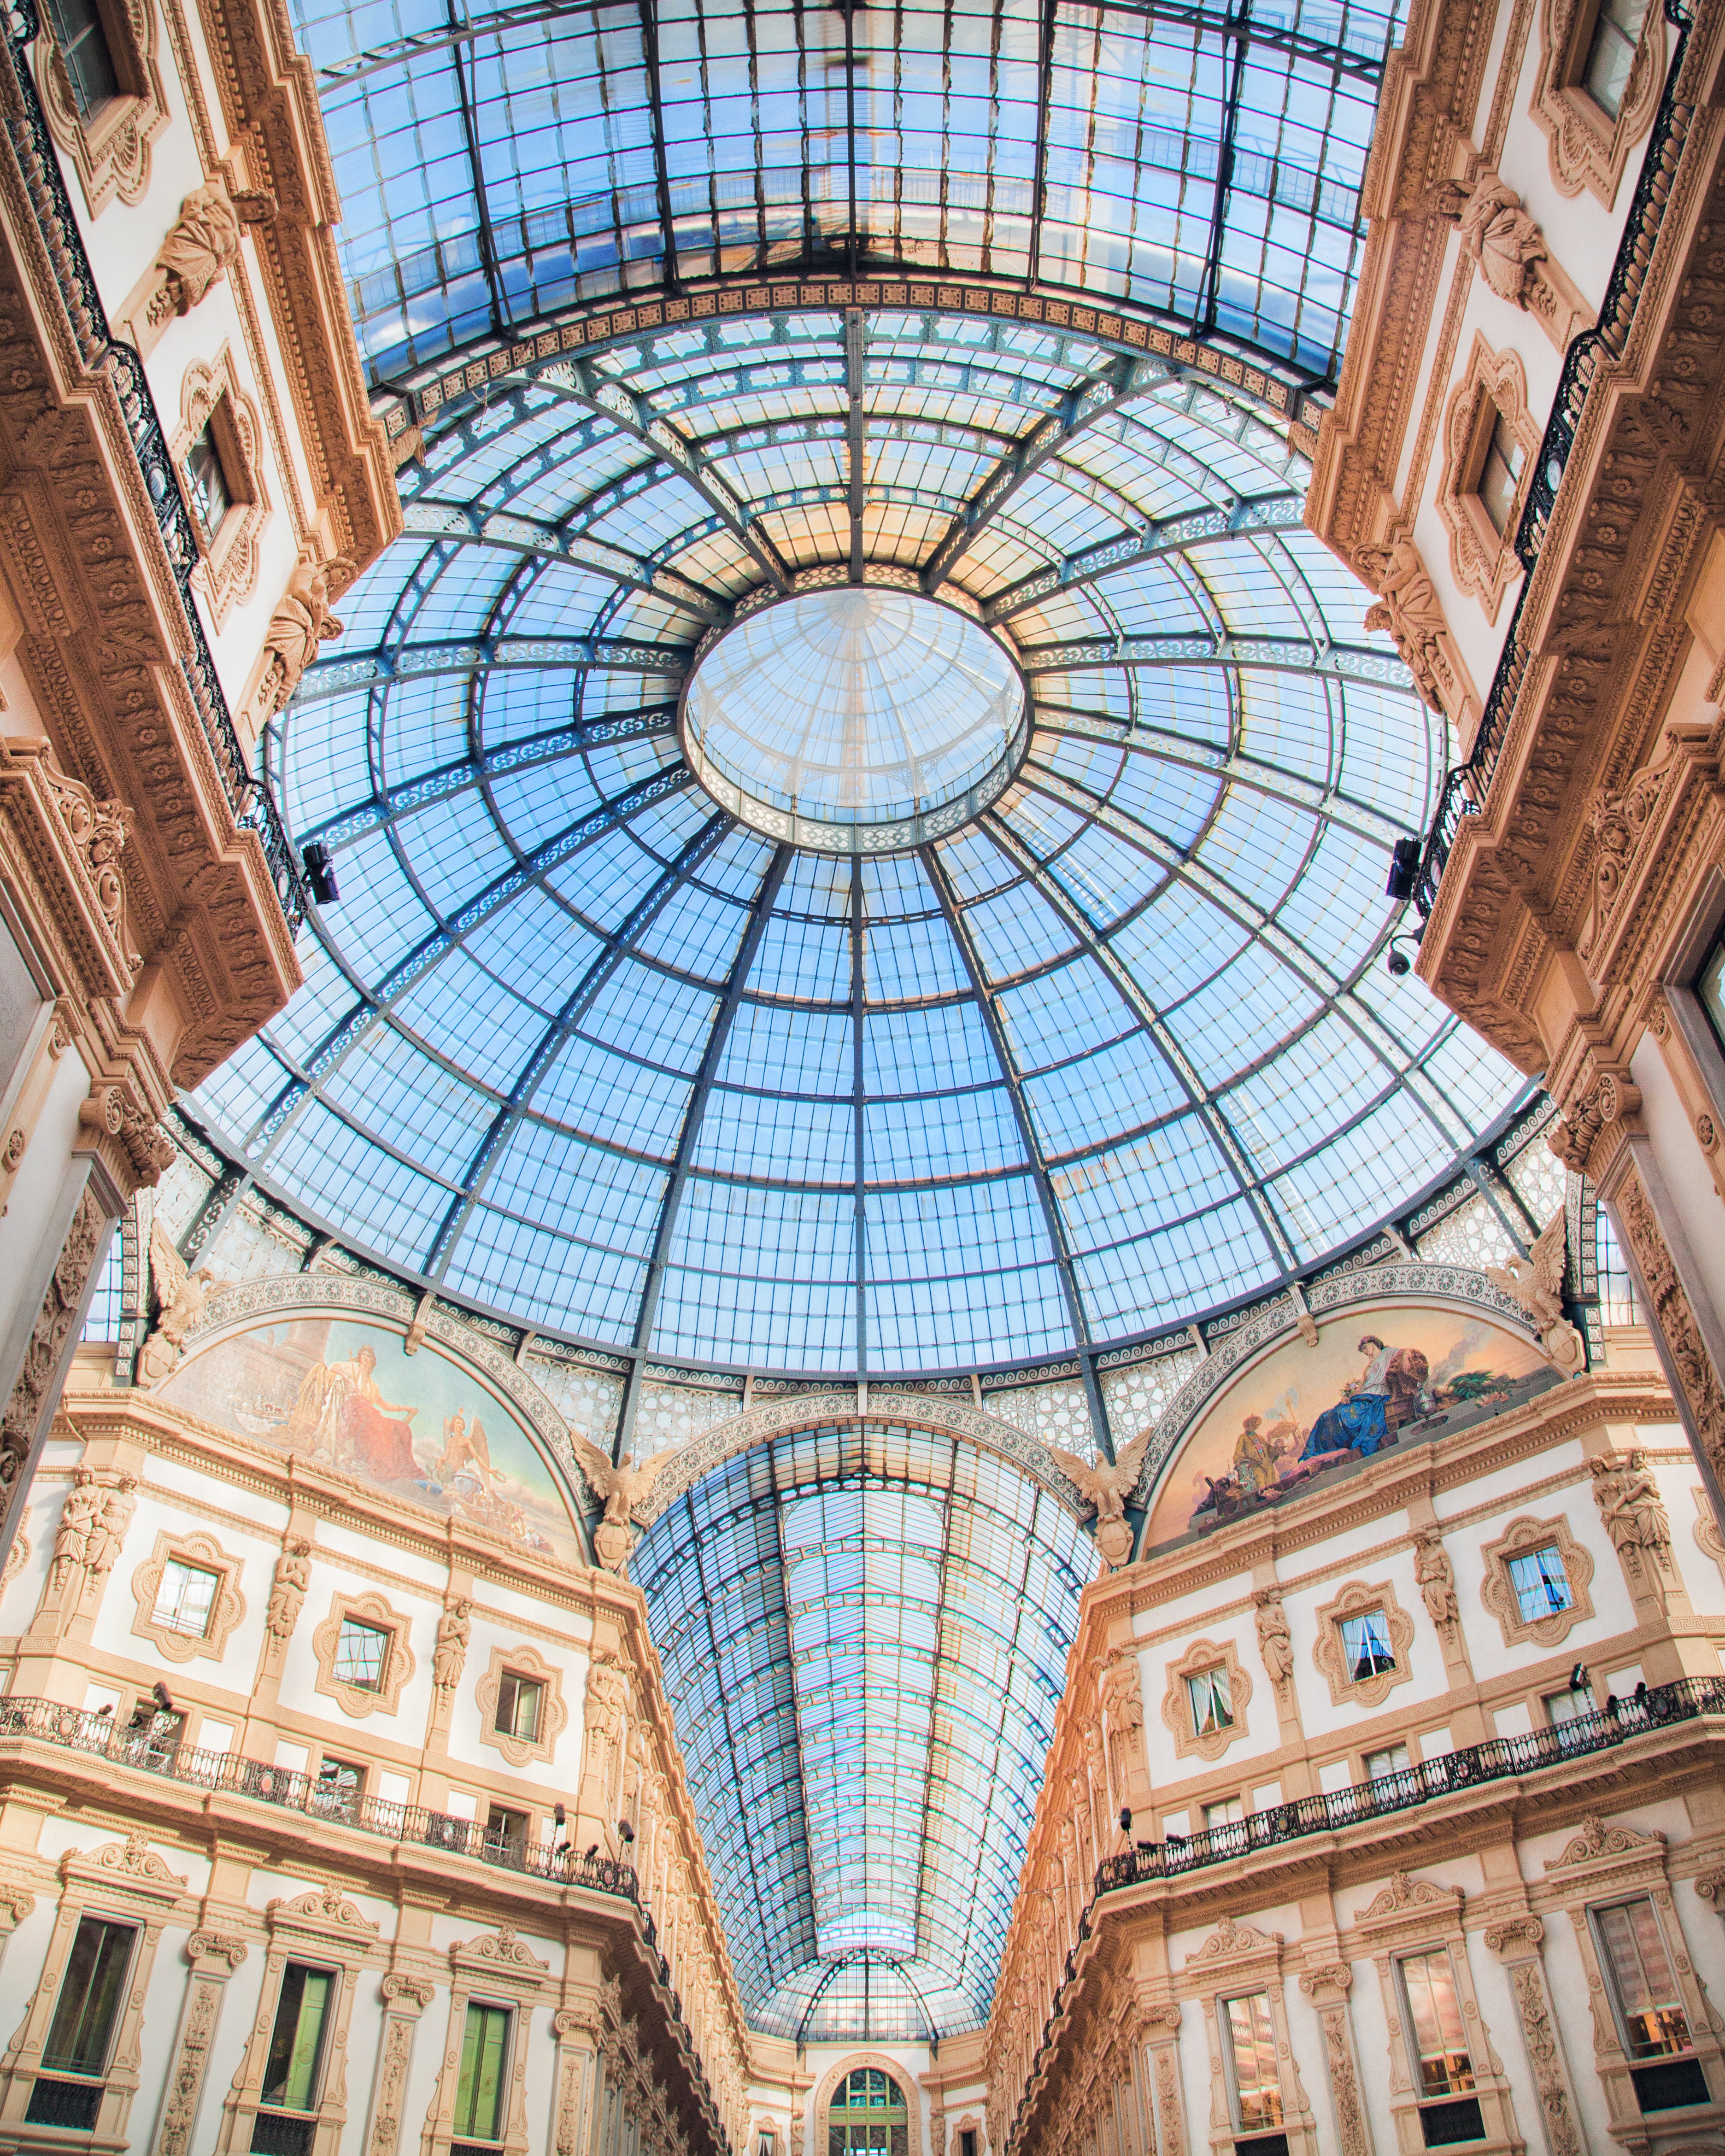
[1365,1743,1412,1778]
[152,1559,219,1637]
[333,1619,388,1690]
[1339,1609,1396,1681]
[1597,1208,1642,1323]
[1507,1544,1572,1622]
[1584,0,1651,117]
[453,2003,510,2140]
[261,1964,333,2111]
[496,1673,541,1741]
[1595,1899,1692,2058]
[42,1918,135,2075]
[1399,1950,1474,2097]
[312,1758,364,1821]
[1186,1666,1234,1738]
[1221,1992,1284,2130]
[1478,409,1526,536]
[184,424,233,544]
[43,0,118,117]
[1203,1797,1244,1829]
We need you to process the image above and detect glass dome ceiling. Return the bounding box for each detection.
[192,0,1528,1387]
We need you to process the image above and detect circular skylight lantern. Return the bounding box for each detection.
[680,585,1028,850]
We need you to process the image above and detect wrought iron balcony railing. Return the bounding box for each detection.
[1005,1671,1725,2152]
[0,0,304,932]
[1411,0,1695,920]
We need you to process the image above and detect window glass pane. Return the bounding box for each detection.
[313,1758,364,1820]
[1203,1797,1244,1829]
[261,1964,333,2110]
[1365,1743,1411,1778]
[1339,1609,1396,1681]
[42,1918,135,2075]
[1545,1684,1596,1725]
[334,1618,389,1690]
[454,2002,510,2139]
[1507,1544,1572,1622]
[152,1559,218,1638]
[184,425,232,543]
[1221,1992,1283,2129]
[1399,1950,1474,2096]
[1597,1207,1642,1324]
[496,1672,542,1741]
[1584,0,1650,116]
[43,0,118,116]
[1185,1665,1232,1737]
[1478,410,1526,536]
[1595,1898,1692,2057]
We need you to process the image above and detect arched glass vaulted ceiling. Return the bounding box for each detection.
[195,297,1528,1377]
[630,1423,1097,2039]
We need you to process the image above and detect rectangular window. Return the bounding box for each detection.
[1507,1544,1572,1622]
[1697,934,1725,1058]
[1365,1743,1412,1780]
[1593,1898,1692,2058]
[1584,0,1650,116]
[42,0,118,117]
[312,1757,364,1822]
[1478,408,1526,537]
[485,1804,528,1862]
[152,1558,219,1639]
[1185,1665,1232,1739]
[494,1670,542,1743]
[1338,1608,1396,1683]
[333,1617,390,1691]
[1398,1950,1475,2098]
[960,2134,977,2156]
[1220,1992,1283,2132]
[1202,1796,1244,1831]
[1545,1685,1597,1740]
[184,422,233,546]
[41,1916,135,2075]
[261,1964,333,2113]
[453,2002,510,2142]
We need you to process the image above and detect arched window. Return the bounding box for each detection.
[828,2068,908,2156]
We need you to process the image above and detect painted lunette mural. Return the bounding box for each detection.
[1145,1301,1558,1547]
[159,1316,582,1564]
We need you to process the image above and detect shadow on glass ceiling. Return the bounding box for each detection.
[630,1422,1098,2039]
[193,0,1526,1381]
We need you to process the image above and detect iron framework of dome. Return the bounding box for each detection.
[172,0,1545,2050]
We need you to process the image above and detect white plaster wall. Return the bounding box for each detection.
[274,1550,441,1753]
[1281,1540,1449,1734]
[0,1043,102,1381]
[442,1611,585,1796]
[1445,1482,1638,1675]
[0,1468,63,1637]
[50,43,209,310]
[84,1483,278,1684]
[1144,1605,1284,1779]
[1633,1034,1725,1305]
[1663,1453,1725,1612]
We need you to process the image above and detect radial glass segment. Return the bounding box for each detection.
[683,588,1027,844]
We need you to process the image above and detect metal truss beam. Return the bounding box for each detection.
[615,844,794,1460]
[293,632,694,705]
[298,704,681,852]
[422,810,733,1277]
[244,765,698,1152]
[984,492,1301,623]
[924,845,1115,1462]
[1017,629,1412,691]
[444,0,506,334]
[980,809,1298,1272]
[531,359,793,590]
[1033,706,1407,848]
[399,499,725,620]
[921,356,1169,592]
[846,308,866,583]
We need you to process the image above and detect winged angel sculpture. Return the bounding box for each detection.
[1044,1428,1155,1570]
[138,1218,225,1385]
[570,1436,673,1577]
[1484,1206,1585,1374]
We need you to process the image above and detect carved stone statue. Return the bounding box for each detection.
[154,184,242,317]
[1414,1527,1459,1629]
[1254,1585,1294,1686]
[578,1652,630,1828]
[82,1475,136,1582]
[433,1598,472,1694]
[1484,1206,1585,1373]
[1457,174,1547,305]
[1592,1449,1673,1574]
[52,1467,105,1590]
[139,1217,224,1387]
[1101,1650,1145,1809]
[259,559,351,714]
[1361,534,1450,713]
[265,1538,311,1641]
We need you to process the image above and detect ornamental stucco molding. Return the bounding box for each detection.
[632,1388,1088,1525]
[1128,1262,1547,1508]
